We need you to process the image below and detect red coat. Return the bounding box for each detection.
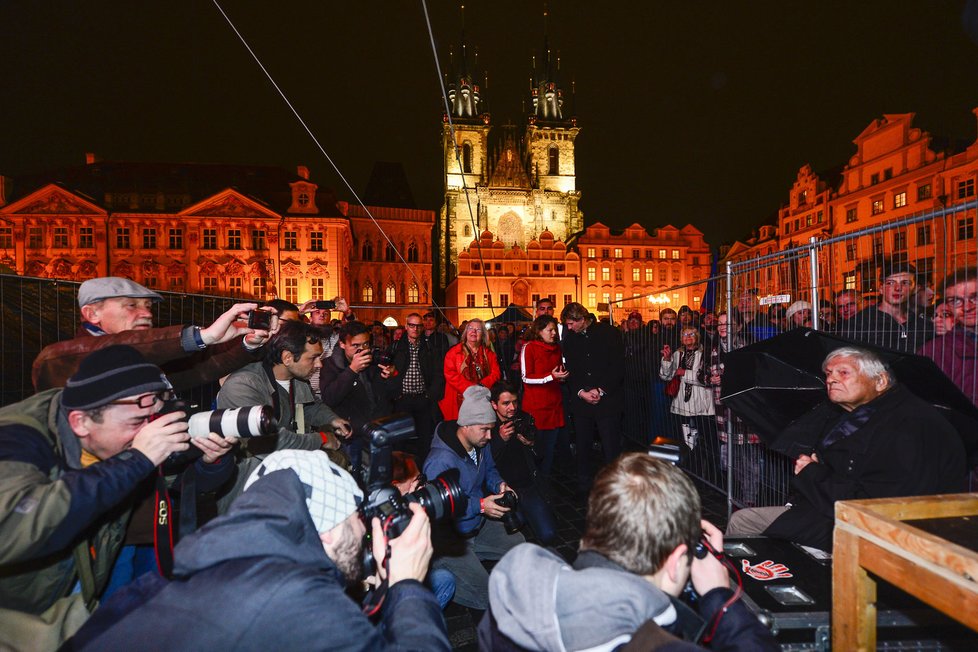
[439,343,502,421]
[519,340,565,430]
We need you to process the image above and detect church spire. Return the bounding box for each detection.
[530,6,566,123]
[446,5,484,120]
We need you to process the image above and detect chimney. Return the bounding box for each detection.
[297,165,310,180]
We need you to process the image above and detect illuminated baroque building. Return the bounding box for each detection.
[722,109,978,298]
[0,157,434,324]
[438,30,583,290]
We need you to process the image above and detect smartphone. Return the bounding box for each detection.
[248,310,273,330]
[314,300,337,310]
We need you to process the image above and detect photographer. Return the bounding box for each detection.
[66,450,450,651]
[0,346,237,650]
[424,385,525,610]
[489,381,558,545]
[480,454,777,651]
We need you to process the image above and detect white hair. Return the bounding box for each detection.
[822,347,892,384]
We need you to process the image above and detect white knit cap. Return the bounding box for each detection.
[244,450,363,533]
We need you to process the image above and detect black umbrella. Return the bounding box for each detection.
[721,328,978,459]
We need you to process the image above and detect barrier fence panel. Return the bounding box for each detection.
[0,274,237,409]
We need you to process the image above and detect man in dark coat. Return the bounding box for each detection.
[840,261,933,352]
[727,346,966,551]
[391,313,441,460]
[66,450,450,651]
[560,303,625,492]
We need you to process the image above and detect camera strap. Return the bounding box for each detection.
[153,469,175,578]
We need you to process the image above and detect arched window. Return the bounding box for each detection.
[548,146,559,175]
[361,241,373,261]
[408,281,420,303]
[407,242,419,262]
[385,242,397,262]
[362,283,374,303]
[385,282,396,304]
[463,224,471,238]
[462,142,473,173]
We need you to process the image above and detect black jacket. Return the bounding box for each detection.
[420,330,451,401]
[319,347,395,433]
[66,469,449,651]
[562,320,625,416]
[489,410,538,489]
[765,384,966,550]
[390,336,440,399]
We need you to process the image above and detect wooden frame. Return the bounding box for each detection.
[833,493,978,651]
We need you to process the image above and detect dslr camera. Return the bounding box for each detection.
[160,399,278,467]
[494,490,524,535]
[370,346,394,368]
[359,415,464,567]
[507,414,535,444]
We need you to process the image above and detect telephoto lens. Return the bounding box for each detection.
[186,406,278,439]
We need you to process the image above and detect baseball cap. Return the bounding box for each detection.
[78,277,163,308]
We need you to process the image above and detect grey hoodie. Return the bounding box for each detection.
[487,543,676,651]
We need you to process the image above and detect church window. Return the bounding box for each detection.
[362,283,374,303]
[548,146,559,175]
[361,241,373,260]
[385,282,396,303]
[310,232,324,252]
[408,282,420,303]
[385,243,397,262]
[462,142,473,173]
[464,224,471,238]
[407,242,419,262]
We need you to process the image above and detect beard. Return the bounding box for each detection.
[332,521,364,585]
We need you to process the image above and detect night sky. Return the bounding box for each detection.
[2,1,978,247]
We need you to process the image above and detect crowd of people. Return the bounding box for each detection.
[0,257,975,650]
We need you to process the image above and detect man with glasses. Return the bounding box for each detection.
[834,289,862,323]
[920,267,978,406]
[842,260,933,352]
[392,313,440,460]
[0,346,237,649]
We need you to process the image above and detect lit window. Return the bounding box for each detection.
[385,283,396,303]
[587,267,596,281]
[615,292,623,302]
[602,267,610,282]
[645,268,654,282]
[587,292,596,307]
[659,249,666,259]
[846,207,857,223]
[632,268,640,282]
[614,248,623,258]
[602,292,610,304]
[408,282,419,303]
[483,294,490,307]
[894,192,907,208]
[672,250,680,259]
[871,199,884,215]
[587,247,595,258]
[362,283,374,303]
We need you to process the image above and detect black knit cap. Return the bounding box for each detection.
[62,345,171,410]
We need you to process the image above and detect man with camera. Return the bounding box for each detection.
[217,320,352,508]
[480,453,778,651]
[488,380,558,545]
[424,385,525,611]
[66,449,450,651]
[32,277,272,392]
[0,345,238,650]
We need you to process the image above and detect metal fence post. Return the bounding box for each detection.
[809,235,821,331]
[725,260,735,521]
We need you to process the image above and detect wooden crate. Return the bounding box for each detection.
[833,493,978,651]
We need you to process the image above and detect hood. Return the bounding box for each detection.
[173,469,337,579]
[488,544,675,652]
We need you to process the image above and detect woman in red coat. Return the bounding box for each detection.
[520,315,570,474]
[439,319,502,421]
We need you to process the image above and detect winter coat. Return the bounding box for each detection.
[659,348,715,417]
[424,421,503,535]
[519,340,565,430]
[66,469,450,651]
[765,384,966,550]
[33,323,257,391]
[478,545,778,652]
[438,344,501,422]
[318,347,395,433]
[390,336,440,398]
[918,325,978,407]
[840,305,934,352]
[561,320,625,418]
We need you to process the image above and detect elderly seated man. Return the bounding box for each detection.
[727,346,966,551]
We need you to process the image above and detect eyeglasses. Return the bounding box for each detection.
[406,323,423,328]
[110,391,174,409]
[945,294,978,308]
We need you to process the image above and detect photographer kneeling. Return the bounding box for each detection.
[424,385,525,611]
[488,381,558,545]
[480,454,778,651]
[67,450,450,651]
[0,346,236,650]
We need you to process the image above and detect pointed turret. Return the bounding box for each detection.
[529,9,567,123]
[446,7,484,120]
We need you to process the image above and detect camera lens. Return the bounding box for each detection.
[186,406,278,439]
[406,468,464,521]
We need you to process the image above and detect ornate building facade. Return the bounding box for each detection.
[437,33,583,289]
[0,158,434,324]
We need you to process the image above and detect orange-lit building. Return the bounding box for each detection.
[0,158,434,324]
[722,109,978,299]
[576,222,712,319]
[445,228,580,324]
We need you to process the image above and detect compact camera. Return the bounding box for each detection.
[247,309,273,331]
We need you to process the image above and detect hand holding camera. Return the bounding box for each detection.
[350,347,373,373]
[372,503,433,587]
[200,303,263,346]
[191,432,240,464]
[134,409,191,466]
[690,520,730,596]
